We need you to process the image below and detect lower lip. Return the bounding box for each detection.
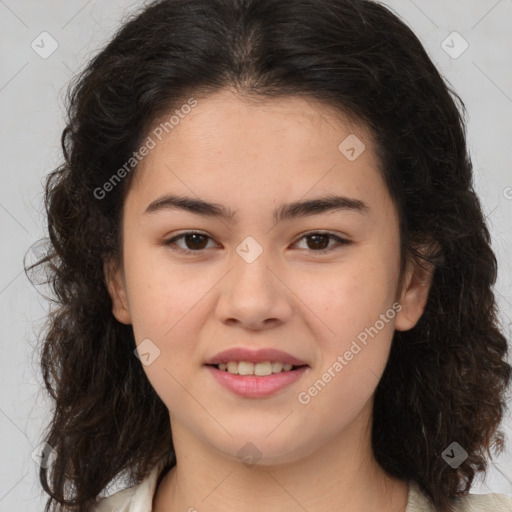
[205,365,308,398]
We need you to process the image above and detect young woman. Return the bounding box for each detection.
[30,0,512,511]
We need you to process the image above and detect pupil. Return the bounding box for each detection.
[186,233,207,250]
[308,234,328,250]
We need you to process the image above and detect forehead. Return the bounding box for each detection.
[146,89,371,159]
[126,89,389,220]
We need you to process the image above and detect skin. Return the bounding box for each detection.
[105,88,434,512]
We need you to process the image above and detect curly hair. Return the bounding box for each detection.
[27,0,511,511]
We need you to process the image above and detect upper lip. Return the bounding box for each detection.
[205,347,308,366]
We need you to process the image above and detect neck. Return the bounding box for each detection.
[153,404,408,512]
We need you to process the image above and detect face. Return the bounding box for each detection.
[106,88,432,466]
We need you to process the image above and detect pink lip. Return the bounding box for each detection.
[204,347,308,366]
[206,365,308,398]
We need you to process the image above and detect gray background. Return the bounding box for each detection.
[1,1,511,510]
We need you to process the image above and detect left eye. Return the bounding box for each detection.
[294,232,350,253]
[163,231,350,254]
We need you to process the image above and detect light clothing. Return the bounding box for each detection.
[93,457,512,511]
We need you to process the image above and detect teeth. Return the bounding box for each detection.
[238,361,254,375]
[272,362,283,373]
[215,361,299,376]
[227,361,238,373]
[254,362,271,376]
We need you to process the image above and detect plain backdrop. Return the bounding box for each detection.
[1,1,511,510]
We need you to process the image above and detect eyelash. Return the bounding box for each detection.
[163,231,351,255]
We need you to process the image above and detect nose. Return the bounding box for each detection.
[214,243,293,331]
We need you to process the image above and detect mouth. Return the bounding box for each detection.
[206,361,308,376]
[204,347,310,398]
[204,347,308,369]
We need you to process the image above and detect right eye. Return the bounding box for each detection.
[163,231,219,254]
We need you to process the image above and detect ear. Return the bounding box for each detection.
[103,258,132,325]
[395,248,436,332]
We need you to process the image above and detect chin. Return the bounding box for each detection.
[206,429,317,468]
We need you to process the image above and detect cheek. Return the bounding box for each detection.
[299,245,399,397]
[310,247,400,339]
[124,266,210,411]
[296,288,398,434]
[123,242,204,339]
[121,248,214,402]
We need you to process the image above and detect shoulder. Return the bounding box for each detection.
[406,481,512,512]
[91,454,172,512]
[451,492,512,512]
[91,486,137,512]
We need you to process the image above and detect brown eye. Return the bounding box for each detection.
[164,232,216,253]
[181,233,209,250]
[305,233,331,251]
[294,232,351,254]
[163,230,351,256]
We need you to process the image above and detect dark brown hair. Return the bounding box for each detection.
[27,0,511,511]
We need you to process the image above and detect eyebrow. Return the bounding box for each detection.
[144,193,369,224]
